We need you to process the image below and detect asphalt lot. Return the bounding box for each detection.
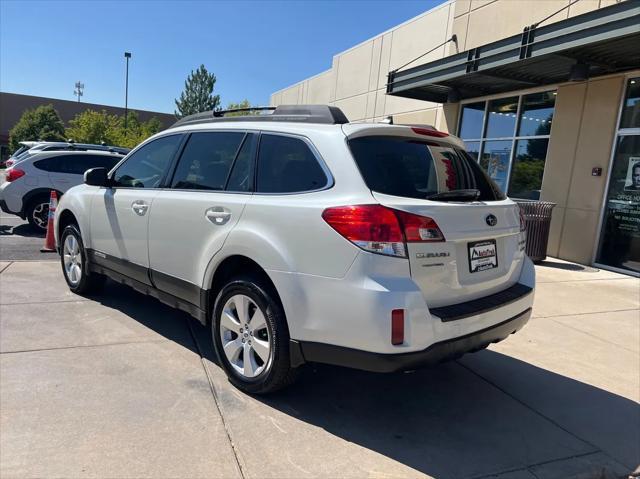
[0,218,638,479]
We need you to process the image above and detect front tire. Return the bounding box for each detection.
[212,276,299,394]
[60,224,104,295]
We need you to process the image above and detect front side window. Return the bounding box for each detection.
[171,132,245,190]
[349,136,504,202]
[256,134,328,193]
[112,135,182,188]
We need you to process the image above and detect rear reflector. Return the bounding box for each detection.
[5,168,25,182]
[411,127,449,138]
[391,309,404,345]
[322,204,445,257]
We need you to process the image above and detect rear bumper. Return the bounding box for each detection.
[295,307,531,373]
[0,198,20,216]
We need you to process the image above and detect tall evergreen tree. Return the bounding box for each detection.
[174,64,220,118]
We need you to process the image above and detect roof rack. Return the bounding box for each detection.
[172,105,349,128]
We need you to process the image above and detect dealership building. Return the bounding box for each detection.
[271,0,640,276]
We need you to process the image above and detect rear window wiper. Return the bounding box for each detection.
[426,189,480,202]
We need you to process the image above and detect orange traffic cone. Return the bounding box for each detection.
[40,190,58,253]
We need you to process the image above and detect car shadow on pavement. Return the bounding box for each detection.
[0,223,43,237]
[95,280,638,478]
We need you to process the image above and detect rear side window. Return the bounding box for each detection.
[113,135,182,188]
[171,132,245,190]
[34,154,121,175]
[256,134,328,194]
[348,136,505,201]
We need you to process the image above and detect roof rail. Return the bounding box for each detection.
[213,106,276,117]
[172,105,349,128]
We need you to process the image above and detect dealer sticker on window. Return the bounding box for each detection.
[468,239,498,273]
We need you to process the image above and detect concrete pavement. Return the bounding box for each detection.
[0,257,638,478]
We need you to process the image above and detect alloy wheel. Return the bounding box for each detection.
[219,294,272,378]
[32,202,49,229]
[63,234,83,286]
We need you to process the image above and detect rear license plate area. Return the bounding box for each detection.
[468,239,498,273]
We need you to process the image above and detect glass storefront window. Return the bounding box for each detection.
[596,135,640,273]
[464,141,480,161]
[480,140,512,192]
[508,139,549,200]
[485,96,518,138]
[620,78,640,129]
[596,76,640,275]
[517,92,556,136]
[459,102,485,139]
[457,90,555,199]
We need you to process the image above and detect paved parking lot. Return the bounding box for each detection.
[0,222,638,478]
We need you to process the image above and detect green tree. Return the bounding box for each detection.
[65,109,164,149]
[66,109,121,145]
[9,104,65,153]
[174,64,220,118]
[225,99,253,116]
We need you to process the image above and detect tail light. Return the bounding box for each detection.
[5,168,25,182]
[322,204,445,258]
[5,159,15,168]
[518,205,526,232]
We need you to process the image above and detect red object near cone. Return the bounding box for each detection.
[40,190,58,253]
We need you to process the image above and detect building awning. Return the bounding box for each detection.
[387,1,640,103]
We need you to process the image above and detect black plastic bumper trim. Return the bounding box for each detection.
[430,283,533,322]
[297,308,531,373]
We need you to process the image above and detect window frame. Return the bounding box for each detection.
[457,87,557,199]
[253,131,334,196]
[108,133,186,190]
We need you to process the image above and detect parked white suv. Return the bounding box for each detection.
[54,105,535,394]
[1,148,124,230]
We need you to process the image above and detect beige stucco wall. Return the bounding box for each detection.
[542,75,627,264]
[270,0,617,123]
[270,0,630,266]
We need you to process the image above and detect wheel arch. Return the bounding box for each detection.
[206,255,284,324]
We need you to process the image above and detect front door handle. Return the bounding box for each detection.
[132,200,149,216]
[205,207,232,225]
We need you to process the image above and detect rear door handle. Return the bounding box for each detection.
[205,207,231,225]
[131,200,149,216]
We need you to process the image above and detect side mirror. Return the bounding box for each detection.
[84,167,110,187]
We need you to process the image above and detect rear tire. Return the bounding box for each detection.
[212,275,299,394]
[60,224,105,295]
[26,196,50,232]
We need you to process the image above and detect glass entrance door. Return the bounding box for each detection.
[595,77,640,275]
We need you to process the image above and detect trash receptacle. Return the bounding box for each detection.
[514,200,556,263]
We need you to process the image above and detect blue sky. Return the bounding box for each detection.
[1,0,445,114]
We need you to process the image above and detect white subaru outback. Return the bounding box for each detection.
[54,105,534,394]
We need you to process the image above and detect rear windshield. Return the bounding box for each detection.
[348,136,505,201]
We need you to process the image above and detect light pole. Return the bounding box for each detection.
[124,52,131,130]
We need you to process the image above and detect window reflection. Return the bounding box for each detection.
[459,102,485,139]
[480,140,512,192]
[485,97,518,138]
[464,141,480,161]
[508,139,549,200]
[517,92,556,136]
